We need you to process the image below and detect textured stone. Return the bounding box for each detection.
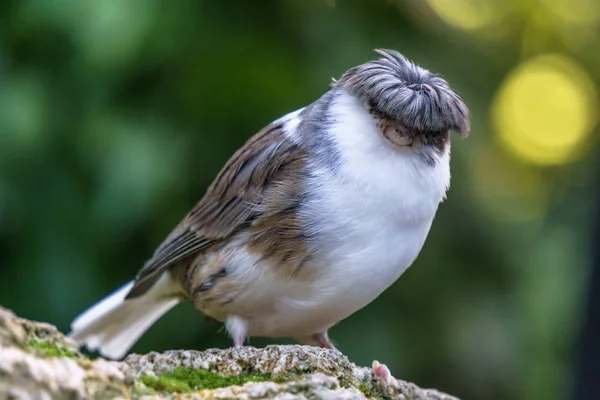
[0,306,460,399]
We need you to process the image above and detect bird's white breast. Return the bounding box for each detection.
[250,91,452,337]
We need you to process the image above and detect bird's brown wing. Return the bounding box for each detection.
[126,120,308,298]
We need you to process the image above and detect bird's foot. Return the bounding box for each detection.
[226,315,247,346]
[372,360,399,388]
[313,331,338,351]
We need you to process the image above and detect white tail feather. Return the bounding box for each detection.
[68,273,182,360]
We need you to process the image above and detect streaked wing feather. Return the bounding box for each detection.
[126,119,305,297]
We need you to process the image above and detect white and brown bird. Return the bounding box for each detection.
[68,49,470,366]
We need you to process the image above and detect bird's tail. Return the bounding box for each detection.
[67,273,182,360]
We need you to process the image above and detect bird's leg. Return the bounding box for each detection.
[225,315,248,347]
[372,360,398,388]
[313,331,338,351]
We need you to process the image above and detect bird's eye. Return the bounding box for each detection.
[383,123,412,147]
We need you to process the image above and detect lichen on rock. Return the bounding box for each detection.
[0,306,459,399]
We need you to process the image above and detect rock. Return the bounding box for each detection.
[0,306,459,399]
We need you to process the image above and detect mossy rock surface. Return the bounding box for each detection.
[139,367,294,393]
[0,306,459,399]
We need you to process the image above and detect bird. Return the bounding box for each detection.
[68,49,470,366]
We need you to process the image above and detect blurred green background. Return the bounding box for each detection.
[1,1,598,399]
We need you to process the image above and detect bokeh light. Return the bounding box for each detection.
[423,0,508,31]
[540,0,600,25]
[492,54,598,166]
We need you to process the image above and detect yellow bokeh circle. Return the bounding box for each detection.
[425,0,506,30]
[541,0,600,24]
[492,54,597,165]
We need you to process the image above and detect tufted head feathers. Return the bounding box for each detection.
[333,49,470,137]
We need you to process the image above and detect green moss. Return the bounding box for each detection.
[358,382,393,400]
[359,382,370,393]
[338,375,352,388]
[358,381,393,400]
[27,338,81,359]
[141,374,193,393]
[141,367,295,393]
